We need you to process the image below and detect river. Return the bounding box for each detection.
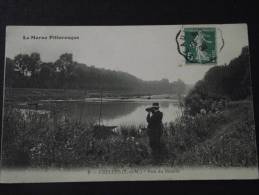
[52,99,181,126]
[17,98,182,126]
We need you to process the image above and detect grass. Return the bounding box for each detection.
[1,100,258,168]
[172,101,258,167]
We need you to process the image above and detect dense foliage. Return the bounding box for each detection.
[2,101,257,167]
[185,46,252,115]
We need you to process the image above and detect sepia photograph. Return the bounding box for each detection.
[0,24,258,182]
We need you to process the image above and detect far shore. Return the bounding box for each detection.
[40,97,180,103]
[4,87,184,103]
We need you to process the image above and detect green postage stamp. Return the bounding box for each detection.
[179,27,217,64]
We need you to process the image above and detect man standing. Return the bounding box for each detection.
[146,102,163,162]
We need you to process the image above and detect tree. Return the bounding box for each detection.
[54,53,75,88]
[5,58,17,87]
[171,79,186,96]
[13,53,41,77]
[8,52,188,94]
[38,63,55,88]
[54,53,73,73]
[29,53,41,74]
[14,54,31,76]
[184,46,251,115]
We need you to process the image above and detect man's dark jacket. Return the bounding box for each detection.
[146,110,163,134]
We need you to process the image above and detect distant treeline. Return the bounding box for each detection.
[5,53,186,95]
[185,46,252,115]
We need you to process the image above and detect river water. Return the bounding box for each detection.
[52,99,181,126]
[14,98,181,127]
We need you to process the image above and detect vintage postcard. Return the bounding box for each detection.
[0,24,258,182]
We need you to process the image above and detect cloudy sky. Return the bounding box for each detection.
[5,24,248,84]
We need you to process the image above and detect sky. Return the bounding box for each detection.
[5,24,248,84]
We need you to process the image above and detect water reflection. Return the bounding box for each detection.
[56,101,180,126]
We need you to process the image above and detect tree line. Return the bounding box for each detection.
[5,53,187,95]
[185,46,252,115]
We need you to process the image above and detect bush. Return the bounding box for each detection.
[2,106,151,168]
[174,106,257,167]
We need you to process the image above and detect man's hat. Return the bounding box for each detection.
[152,102,160,109]
[145,102,160,112]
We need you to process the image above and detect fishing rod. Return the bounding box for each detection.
[98,71,103,127]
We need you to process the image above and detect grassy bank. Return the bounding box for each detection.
[172,100,257,166]
[1,100,257,168]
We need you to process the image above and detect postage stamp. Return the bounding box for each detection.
[177,27,217,64]
[184,28,216,64]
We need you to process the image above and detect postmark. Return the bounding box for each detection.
[176,27,219,64]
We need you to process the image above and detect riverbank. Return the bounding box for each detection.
[1,98,257,168]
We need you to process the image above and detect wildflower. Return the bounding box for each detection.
[200,108,206,115]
